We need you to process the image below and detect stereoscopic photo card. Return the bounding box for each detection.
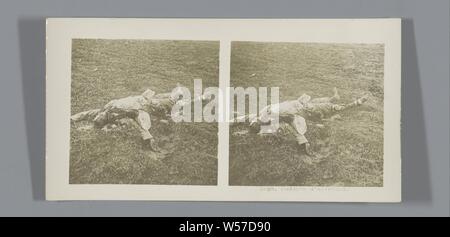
[46,18,401,202]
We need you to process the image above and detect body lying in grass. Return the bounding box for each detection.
[233,88,368,156]
[70,85,204,152]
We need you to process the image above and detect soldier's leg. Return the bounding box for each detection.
[91,107,136,129]
[135,110,159,152]
[71,109,101,122]
[290,115,314,156]
[291,115,308,144]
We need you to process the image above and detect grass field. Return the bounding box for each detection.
[229,42,384,187]
[70,39,219,185]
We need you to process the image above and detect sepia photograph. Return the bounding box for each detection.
[69,39,219,185]
[229,42,385,187]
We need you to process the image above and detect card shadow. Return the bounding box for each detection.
[401,19,431,203]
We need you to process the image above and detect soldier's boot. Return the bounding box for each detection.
[332,94,369,112]
[149,138,161,152]
[356,94,368,105]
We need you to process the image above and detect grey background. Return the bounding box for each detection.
[0,0,448,216]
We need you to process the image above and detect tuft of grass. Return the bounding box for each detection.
[70,39,219,185]
[229,42,384,187]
